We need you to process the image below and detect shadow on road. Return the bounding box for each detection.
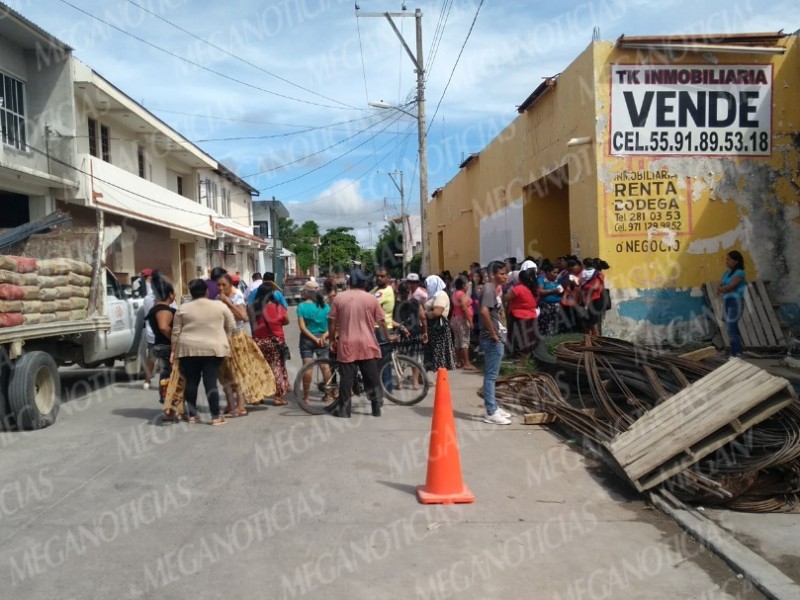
[377,480,419,497]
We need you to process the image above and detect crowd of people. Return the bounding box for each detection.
[135,254,611,426]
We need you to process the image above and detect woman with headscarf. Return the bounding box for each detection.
[423,275,456,371]
[249,281,291,406]
[217,273,276,416]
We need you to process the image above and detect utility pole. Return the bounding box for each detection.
[359,7,428,274]
[388,170,406,277]
[271,196,279,283]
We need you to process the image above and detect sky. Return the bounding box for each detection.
[6,0,795,245]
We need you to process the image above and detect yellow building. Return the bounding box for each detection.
[428,33,800,342]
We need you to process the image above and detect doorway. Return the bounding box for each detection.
[523,165,571,260]
[437,230,444,273]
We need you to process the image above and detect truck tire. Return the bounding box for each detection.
[0,348,11,432]
[8,352,60,430]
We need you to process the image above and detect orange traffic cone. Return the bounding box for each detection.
[416,368,475,504]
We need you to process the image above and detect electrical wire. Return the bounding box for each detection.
[275,119,417,201]
[426,0,485,134]
[56,0,359,111]
[260,111,406,190]
[426,0,454,81]
[124,0,357,110]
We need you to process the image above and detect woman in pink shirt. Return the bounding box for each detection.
[450,276,475,370]
[504,268,540,361]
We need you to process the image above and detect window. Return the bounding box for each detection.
[221,188,230,216]
[137,145,145,178]
[177,176,183,196]
[88,118,98,157]
[1,73,27,150]
[100,124,110,162]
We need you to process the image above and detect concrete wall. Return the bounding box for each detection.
[428,43,599,273]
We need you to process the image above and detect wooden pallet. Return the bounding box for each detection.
[606,359,797,492]
[704,281,785,350]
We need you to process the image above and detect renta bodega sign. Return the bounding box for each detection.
[610,64,772,156]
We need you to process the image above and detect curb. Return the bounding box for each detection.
[650,492,800,600]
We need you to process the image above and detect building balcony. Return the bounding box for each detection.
[75,154,216,239]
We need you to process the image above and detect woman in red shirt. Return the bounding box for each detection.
[249,282,291,406]
[504,268,540,360]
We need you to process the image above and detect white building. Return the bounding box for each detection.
[0,3,266,294]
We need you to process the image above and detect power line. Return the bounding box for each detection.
[426,0,485,134]
[123,0,357,110]
[242,109,399,179]
[56,0,359,111]
[276,119,417,201]
[260,112,406,190]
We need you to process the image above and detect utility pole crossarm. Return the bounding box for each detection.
[382,13,420,71]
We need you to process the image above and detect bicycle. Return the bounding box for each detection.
[293,341,429,415]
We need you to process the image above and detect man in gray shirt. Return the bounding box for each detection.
[479,261,513,424]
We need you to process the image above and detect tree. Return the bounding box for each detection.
[374,221,403,278]
[359,249,377,273]
[408,252,422,276]
[319,227,361,274]
[279,219,322,273]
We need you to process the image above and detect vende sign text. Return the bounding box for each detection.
[610,65,772,156]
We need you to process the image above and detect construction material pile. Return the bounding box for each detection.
[0,256,93,328]
[497,336,800,513]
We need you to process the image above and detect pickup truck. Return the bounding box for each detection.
[0,268,141,431]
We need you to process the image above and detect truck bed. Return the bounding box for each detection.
[0,316,111,345]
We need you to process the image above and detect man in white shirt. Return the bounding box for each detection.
[245,272,263,301]
[406,273,428,303]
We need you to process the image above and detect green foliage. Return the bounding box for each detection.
[359,249,377,273]
[374,221,403,278]
[320,227,361,273]
[408,252,422,275]
[279,218,323,273]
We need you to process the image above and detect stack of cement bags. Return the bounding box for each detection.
[0,256,93,327]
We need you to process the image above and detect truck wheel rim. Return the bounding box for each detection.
[34,366,56,414]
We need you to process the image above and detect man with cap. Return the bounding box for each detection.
[406,273,428,303]
[328,269,391,418]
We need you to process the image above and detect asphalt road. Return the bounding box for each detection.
[0,307,766,599]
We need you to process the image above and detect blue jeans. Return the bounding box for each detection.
[480,338,505,416]
[724,297,743,357]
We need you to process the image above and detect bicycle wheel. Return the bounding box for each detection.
[379,354,429,405]
[293,359,340,415]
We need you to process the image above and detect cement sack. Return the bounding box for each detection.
[0,284,26,301]
[54,299,73,311]
[36,258,91,276]
[70,310,88,321]
[38,313,56,324]
[0,271,23,286]
[69,286,91,299]
[38,288,58,301]
[23,313,44,325]
[55,287,74,300]
[54,310,72,322]
[0,300,23,313]
[69,298,88,310]
[39,301,57,313]
[21,300,42,314]
[21,286,40,300]
[67,272,92,287]
[0,256,36,273]
[34,275,69,289]
[0,313,24,327]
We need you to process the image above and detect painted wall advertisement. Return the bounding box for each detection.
[610,64,772,156]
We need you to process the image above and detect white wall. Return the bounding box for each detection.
[479,198,525,265]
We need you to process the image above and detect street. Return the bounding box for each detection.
[0,307,766,599]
